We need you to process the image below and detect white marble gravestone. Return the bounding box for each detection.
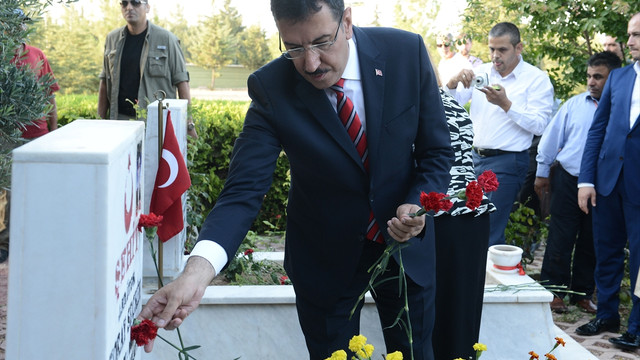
[8,120,145,360]
[143,99,188,281]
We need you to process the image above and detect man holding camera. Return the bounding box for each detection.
[445,22,554,246]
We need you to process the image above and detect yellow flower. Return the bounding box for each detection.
[453,358,465,360]
[361,344,375,358]
[385,351,403,360]
[554,337,565,347]
[528,350,539,359]
[349,335,368,353]
[324,349,347,360]
[473,343,487,352]
[544,353,557,360]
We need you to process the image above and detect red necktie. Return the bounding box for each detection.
[332,78,383,244]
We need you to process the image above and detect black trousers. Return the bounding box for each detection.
[539,165,595,300]
[295,240,434,360]
[433,212,490,360]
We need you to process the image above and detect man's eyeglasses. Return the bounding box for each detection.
[436,43,449,48]
[120,0,147,8]
[280,12,343,60]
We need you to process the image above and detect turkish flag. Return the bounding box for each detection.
[150,111,191,242]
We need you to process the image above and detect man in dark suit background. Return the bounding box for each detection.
[138,1,453,359]
[576,12,640,349]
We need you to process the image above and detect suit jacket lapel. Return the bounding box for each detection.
[292,27,386,173]
[294,75,365,169]
[353,27,385,170]
[626,67,640,133]
[616,66,635,131]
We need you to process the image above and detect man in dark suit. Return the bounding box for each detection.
[138,1,453,359]
[576,12,640,349]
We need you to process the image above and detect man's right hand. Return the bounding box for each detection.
[534,176,550,201]
[447,69,475,90]
[578,186,597,214]
[137,256,215,352]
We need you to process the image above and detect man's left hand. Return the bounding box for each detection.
[479,85,512,112]
[386,203,425,242]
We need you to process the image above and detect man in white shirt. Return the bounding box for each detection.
[445,22,555,246]
[437,33,472,86]
[456,34,483,68]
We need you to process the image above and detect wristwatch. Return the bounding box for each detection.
[187,122,195,131]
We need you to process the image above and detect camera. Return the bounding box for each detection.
[473,73,489,89]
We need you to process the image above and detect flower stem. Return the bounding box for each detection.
[156,334,198,360]
[147,235,191,358]
[397,248,414,360]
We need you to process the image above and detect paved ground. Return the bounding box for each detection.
[526,245,640,359]
[0,262,6,359]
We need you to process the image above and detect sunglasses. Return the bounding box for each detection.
[120,0,147,8]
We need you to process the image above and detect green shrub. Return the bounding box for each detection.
[56,94,100,125]
[505,201,548,266]
[222,231,287,285]
[57,95,290,245]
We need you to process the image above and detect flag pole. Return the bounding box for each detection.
[155,90,166,289]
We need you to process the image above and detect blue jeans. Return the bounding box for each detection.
[473,149,529,246]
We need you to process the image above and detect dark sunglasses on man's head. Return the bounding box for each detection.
[120,0,147,8]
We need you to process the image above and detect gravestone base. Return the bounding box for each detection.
[142,251,597,359]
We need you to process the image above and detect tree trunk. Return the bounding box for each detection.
[210,68,216,89]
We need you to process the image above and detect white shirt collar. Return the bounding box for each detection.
[490,55,524,80]
[341,38,360,81]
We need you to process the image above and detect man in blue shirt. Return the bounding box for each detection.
[534,51,621,314]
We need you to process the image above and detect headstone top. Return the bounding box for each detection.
[13,120,145,164]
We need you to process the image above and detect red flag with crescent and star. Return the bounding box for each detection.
[150,110,191,242]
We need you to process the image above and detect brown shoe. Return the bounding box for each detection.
[550,296,568,313]
[574,299,597,314]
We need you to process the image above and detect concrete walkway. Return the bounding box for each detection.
[190,88,250,102]
[526,244,640,359]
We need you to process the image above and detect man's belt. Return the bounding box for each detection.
[473,147,520,157]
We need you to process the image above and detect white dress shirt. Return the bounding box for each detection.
[438,52,472,86]
[325,38,366,128]
[449,56,555,151]
[630,61,640,128]
[190,38,363,275]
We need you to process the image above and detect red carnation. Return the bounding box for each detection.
[419,191,453,213]
[130,319,158,346]
[477,170,499,193]
[279,275,290,285]
[244,249,254,256]
[138,213,163,231]
[465,181,483,210]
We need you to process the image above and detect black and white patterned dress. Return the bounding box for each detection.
[436,89,496,217]
[433,89,495,360]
